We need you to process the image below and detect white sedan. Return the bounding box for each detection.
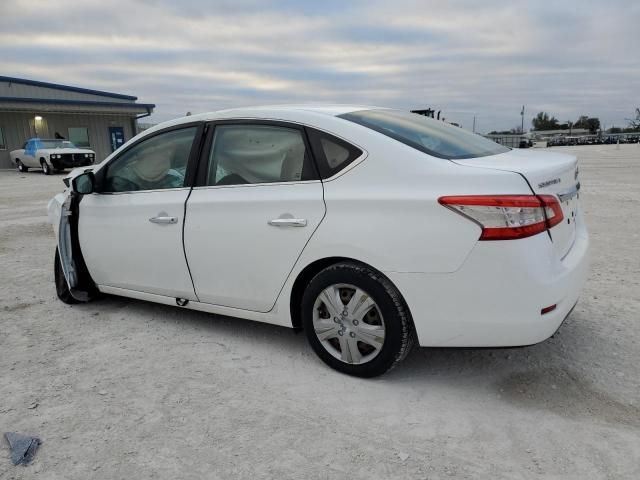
[48,106,589,377]
[11,138,96,174]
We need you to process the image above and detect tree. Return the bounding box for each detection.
[627,108,640,131]
[574,116,589,128]
[532,112,560,131]
[574,115,601,134]
[586,118,600,134]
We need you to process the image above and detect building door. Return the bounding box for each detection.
[109,127,125,152]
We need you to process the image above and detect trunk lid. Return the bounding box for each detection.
[453,149,580,258]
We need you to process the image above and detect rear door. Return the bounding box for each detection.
[184,121,325,312]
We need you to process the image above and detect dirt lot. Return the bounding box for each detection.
[1,144,639,479]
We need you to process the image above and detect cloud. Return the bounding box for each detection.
[1,0,638,131]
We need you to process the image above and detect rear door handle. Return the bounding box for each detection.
[149,216,178,225]
[268,218,307,227]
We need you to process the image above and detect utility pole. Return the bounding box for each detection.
[473,115,476,133]
[520,105,525,134]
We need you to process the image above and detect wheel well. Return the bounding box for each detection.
[40,157,47,163]
[288,257,414,331]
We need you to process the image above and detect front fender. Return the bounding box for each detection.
[47,192,68,236]
[47,188,95,302]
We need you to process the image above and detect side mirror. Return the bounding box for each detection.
[71,171,95,194]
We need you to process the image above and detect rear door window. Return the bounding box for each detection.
[205,124,317,186]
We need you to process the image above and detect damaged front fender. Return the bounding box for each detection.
[48,188,97,302]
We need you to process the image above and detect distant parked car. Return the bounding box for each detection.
[10,138,96,174]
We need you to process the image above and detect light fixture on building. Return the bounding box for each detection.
[34,115,43,121]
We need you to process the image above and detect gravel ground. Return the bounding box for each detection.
[1,144,639,479]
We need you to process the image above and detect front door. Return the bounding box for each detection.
[184,122,326,312]
[109,127,125,152]
[79,125,201,299]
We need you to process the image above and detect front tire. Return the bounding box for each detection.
[41,159,51,175]
[16,160,28,173]
[54,248,80,304]
[301,262,414,377]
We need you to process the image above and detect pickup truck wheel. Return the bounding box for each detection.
[41,159,51,175]
[16,160,28,173]
[55,248,80,304]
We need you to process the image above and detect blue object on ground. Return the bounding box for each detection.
[4,432,42,465]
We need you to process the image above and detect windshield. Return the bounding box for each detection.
[39,140,77,149]
[339,109,509,160]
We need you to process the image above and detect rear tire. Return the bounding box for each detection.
[41,159,51,175]
[16,160,28,173]
[301,262,414,377]
[55,248,80,304]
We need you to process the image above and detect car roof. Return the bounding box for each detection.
[143,104,387,136]
[213,104,379,116]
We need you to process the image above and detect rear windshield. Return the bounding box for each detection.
[339,109,509,159]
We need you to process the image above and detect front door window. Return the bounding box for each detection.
[102,127,197,192]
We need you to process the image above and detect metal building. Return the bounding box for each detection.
[0,76,155,169]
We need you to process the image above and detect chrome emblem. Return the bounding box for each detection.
[538,178,561,189]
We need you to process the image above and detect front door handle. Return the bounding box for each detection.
[268,218,307,227]
[149,215,178,225]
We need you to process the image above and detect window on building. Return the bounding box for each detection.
[68,127,90,148]
[0,127,6,150]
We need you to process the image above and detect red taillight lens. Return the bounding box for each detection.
[438,195,564,241]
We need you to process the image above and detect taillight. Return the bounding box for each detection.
[438,195,564,241]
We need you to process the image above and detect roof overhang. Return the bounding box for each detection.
[0,97,155,116]
[0,75,138,101]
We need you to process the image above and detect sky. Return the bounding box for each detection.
[1,0,639,132]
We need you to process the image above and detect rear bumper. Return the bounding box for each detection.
[387,218,590,347]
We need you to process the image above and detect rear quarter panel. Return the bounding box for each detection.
[300,136,534,274]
